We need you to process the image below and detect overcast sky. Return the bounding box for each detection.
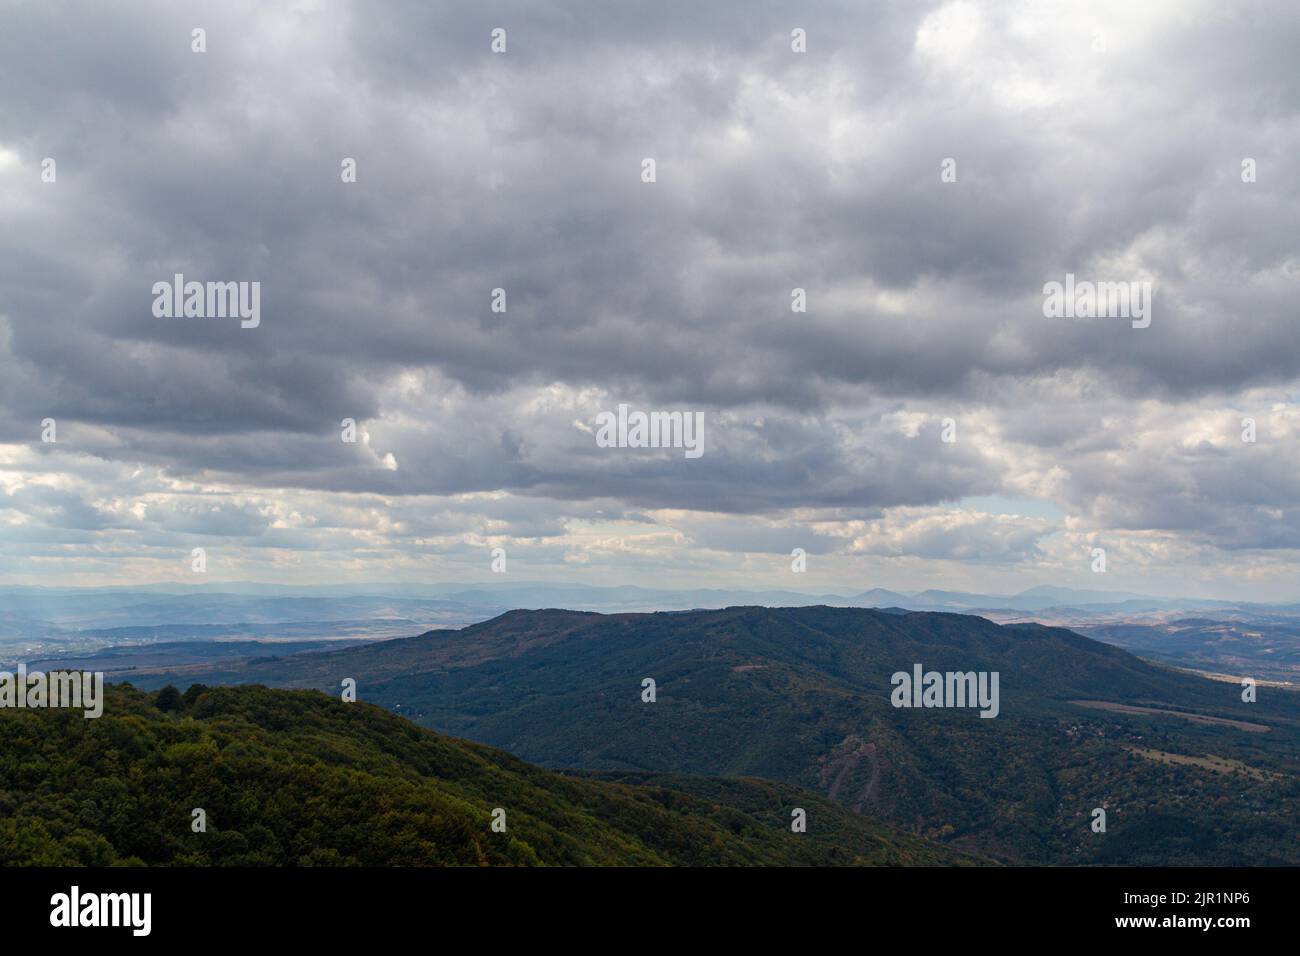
[2,0,1299,599]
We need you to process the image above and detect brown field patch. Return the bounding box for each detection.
[1125,746,1282,781]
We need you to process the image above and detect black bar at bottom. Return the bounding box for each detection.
[4,865,1285,941]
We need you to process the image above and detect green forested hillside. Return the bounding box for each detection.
[126,606,1300,865]
[0,682,968,866]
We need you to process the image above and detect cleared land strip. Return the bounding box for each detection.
[1068,699,1271,732]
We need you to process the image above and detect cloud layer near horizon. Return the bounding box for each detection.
[2,0,1299,598]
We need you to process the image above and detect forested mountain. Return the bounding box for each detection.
[0,682,969,866]
[125,606,1300,865]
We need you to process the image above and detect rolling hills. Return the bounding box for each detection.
[121,605,1300,865]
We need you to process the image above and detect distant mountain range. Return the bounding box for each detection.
[12,580,1300,697]
[0,579,1267,637]
[120,605,1300,865]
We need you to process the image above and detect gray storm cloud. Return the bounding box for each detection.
[1,0,1299,595]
